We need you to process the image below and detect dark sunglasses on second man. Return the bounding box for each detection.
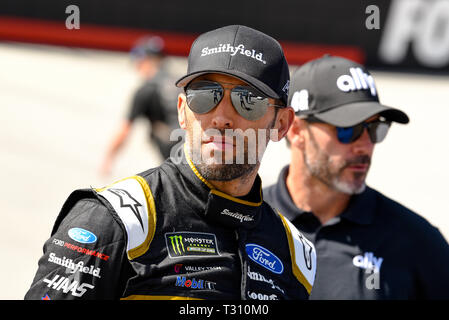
[305,116,391,144]
[185,80,285,121]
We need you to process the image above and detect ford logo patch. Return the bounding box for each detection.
[246,244,284,274]
[68,228,97,244]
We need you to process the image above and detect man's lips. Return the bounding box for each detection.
[346,163,370,172]
[203,137,235,151]
[344,155,371,172]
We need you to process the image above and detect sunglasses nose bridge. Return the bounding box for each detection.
[352,122,373,142]
[221,85,234,101]
[353,124,374,147]
[210,92,238,128]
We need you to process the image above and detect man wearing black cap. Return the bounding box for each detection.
[25,25,316,300]
[264,55,449,299]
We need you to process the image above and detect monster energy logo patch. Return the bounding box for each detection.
[165,232,219,258]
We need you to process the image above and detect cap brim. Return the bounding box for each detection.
[313,101,409,127]
[175,69,281,101]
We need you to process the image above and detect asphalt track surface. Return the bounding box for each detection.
[1,43,448,300]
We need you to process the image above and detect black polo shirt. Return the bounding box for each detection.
[264,165,449,299]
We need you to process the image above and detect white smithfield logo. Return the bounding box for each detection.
[48,252,101,278]
[220,208,254,222]
[201,43,267,64]
[336,67,377,96]
[247,266,285,294]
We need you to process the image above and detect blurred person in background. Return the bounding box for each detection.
[100,36,181,177]
[264,55,449,299]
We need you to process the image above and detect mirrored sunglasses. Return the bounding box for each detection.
[185,80,284,121]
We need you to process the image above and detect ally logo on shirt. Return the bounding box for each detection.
[352,251,383,273]
[246,244,284,274]
[68,228,97,244]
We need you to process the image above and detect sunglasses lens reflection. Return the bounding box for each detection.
[337,127,356,144]
[186,81,271,121]
[186,81,224,114]
[368,122,390,143]
[230,86,269,121]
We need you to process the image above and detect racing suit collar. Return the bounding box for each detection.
[176,144,263,228]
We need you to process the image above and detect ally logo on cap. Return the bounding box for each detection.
[336,67,377,96]
[201,43,267,64]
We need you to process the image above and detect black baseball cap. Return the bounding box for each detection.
[176,25,290,105]
[288,55,409,127]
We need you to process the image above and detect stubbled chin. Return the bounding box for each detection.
[332,177,367,195]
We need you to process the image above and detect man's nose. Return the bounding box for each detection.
[210,93,236,129]
[352,128,374,154]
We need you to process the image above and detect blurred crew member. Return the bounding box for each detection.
[100,36,181,177]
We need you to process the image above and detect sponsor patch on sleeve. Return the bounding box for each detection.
[279,214,316,294]
[95,176,157,260]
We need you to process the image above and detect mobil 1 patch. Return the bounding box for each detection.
[165,232,220,258]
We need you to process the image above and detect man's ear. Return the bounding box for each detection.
[177,92,187,129]
[287,117,306,149]
[271,106,295,142]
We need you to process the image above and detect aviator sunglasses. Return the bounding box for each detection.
[305,116,391,144]
[185,80,285,121]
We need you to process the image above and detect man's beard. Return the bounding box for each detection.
[185,110,277,182]
[195,160,256,182]
[304,132,371,195]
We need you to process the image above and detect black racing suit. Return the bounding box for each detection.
[25,149,316,300]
